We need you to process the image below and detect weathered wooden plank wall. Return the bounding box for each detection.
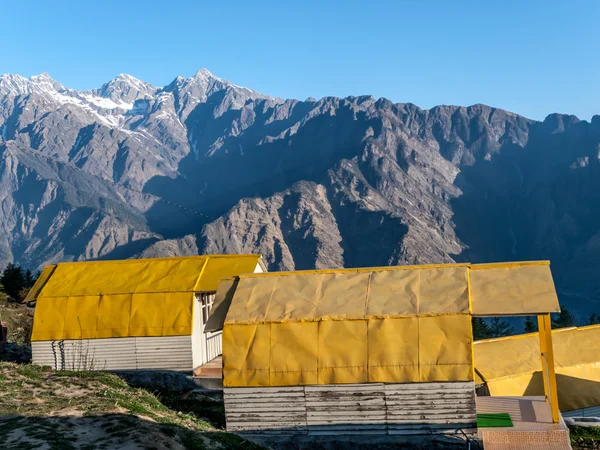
[224,381,477,436]
[224,386,307,433]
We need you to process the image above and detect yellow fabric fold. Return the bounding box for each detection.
[223,315,474,387]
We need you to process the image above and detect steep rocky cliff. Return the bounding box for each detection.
[1,70,599,318]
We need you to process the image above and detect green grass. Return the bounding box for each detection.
[0,362,263,449]
[570,424,600,449]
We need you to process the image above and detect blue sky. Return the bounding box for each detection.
[1,0,599,120]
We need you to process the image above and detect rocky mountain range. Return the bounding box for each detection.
[1,69,599,319]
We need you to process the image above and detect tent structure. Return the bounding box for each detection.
[27,255,265,372]
[474,324,600,416]
[208,261,562,436]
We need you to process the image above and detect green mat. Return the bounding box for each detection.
[477,413,514,428]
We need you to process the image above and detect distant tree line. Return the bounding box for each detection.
[0,263,38,302]
[472,304,600,340]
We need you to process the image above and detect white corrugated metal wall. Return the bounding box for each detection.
[191,261,264,370]
[32,335,192,371]
[192,295,203,369]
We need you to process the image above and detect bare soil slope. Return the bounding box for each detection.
[0,363,260,450]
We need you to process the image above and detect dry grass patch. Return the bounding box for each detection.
[0,363,262,450]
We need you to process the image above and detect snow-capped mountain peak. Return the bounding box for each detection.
[0,72,63,97]
[94,74,157,104]
[193,68,216,79]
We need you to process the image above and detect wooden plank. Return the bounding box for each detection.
[305,384,384,392]
[387,405,475,412]
[384,382,473,390]
[308,430,386,436]
[385,393,473,400]
[306,392,386,397]
[387,410,475,418]
[307,424,387,431]
[388,428,477,435]
[224,393,305,400]
[233,430,307,435]
[225,401,305,408]
[225,394,304,400]
[224,386,304,394]
[307,410,386,417]
[226,411,306,418]
[387,423,476,429]
[307,418,387,424]
[387,415,477,422]
[225,398,304,405]
[385,397,475,406]
[385,389,474,396]
[227,405,305,412]
[306,418,387,425]
[306,399,385,407]
[307,398,386,404]
[385,389,474,397]
[224,396,304,406]
[227,414,306,427]
[387,418,477,425]
[227,422,306,428]
[308,407,385,413]
[387,403,474,410]
[388,410,475,417]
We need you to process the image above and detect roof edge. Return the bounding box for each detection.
[52,254,263,266]
[470,260,550,270]
[237,263,472,278]
[235,261,552,279]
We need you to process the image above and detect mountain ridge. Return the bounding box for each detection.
[1,70,600,319]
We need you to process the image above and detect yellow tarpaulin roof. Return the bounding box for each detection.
[223,261,559,325]
[30,255,262,341]
[474,325,600,411]
[470,262,560,316]
[23,264,56,303]
[225,264,471,325]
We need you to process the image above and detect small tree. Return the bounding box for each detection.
[524,316,537,333]
[25,269,35,288]
[552,305,575,329]
[472,317,492,340]
[489,317,515,338]
[0,263,27,299]
[588,314,600,325]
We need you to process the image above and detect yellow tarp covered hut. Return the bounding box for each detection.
[210,261,561,435]
[27,255,265,371]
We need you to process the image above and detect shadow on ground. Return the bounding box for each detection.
[156,390,226,430]
[0,413,255,450]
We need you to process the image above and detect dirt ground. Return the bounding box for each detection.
[0,363,261,450]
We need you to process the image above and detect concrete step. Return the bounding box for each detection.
[197,366,222,376]
[193,356,222,377]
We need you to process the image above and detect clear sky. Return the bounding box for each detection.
[1,0,599,121]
